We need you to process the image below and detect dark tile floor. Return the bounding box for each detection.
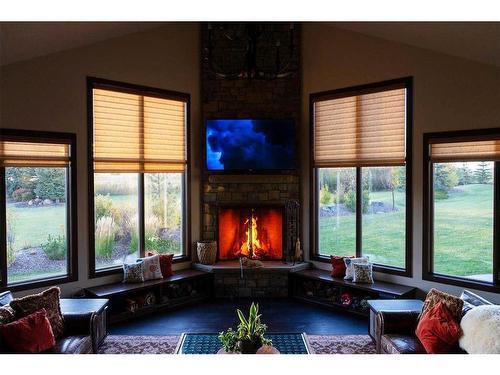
[110,298,369,336]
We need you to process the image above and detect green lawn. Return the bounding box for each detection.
[319,184,493,277]
[7,204,66,251]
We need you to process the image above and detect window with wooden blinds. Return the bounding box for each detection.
[0,139,71,167]
[313,83,408,167]
[92,86,187,173]
[430,138,500,162]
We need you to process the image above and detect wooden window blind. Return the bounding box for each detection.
[313,86,407,167]
[92,87,187,173]
[0,140,70,167]
[430,138,500,162]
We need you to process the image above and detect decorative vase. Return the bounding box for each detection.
[197,241,217,265]
[237,337,262,354]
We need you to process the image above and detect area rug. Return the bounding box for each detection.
[307,335,376,354]
[98,335,180,354]
[98,334,375,354]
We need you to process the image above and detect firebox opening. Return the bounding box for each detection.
[218,207,283,260]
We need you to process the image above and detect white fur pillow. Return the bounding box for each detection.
[459,305,500,354]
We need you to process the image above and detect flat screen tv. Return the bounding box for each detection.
[206,119,296,171]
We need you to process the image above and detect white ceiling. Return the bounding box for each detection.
[0,22,163,66]
[1,22,499,67]
[332,22,500,67]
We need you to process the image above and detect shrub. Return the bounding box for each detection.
[146,236,180,254]
[12,188,34,202]
[94,194,115,220]
[434,190,449,200]
[6,211,16,266]
[34,168,66,201]
[42,234,67,260]
[95,216,117,258]
[344,190,369,213]
[320,185,332,205]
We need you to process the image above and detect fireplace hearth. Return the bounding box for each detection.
[218,206,283,261]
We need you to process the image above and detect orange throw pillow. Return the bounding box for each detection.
[330,255,351,278]
[416,301,462,354]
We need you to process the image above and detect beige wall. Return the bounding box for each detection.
[301,23,500,302]
[0,23,201,296]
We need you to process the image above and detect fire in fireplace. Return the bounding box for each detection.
[218,207,283,260]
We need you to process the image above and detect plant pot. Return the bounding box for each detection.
[237,338,262,354]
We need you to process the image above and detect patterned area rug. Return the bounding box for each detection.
[98,335,180,354]
[98,334,376,354]
[308,335,376,354]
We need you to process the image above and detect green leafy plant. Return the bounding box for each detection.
[95,216,117,258]
[94,194,115,220]
[218,328,239,353]
[42,234,67,260]
[145,236,180,254]
[344,190,369,213]
[218,302,271,353]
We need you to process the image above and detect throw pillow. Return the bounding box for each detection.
[415,301,463,354]
[459,305,500,354]
[137,254,163,280]
[147,252,174,278]
[419,288,463,323]
[344,257,369,281]
[0,305,15,325]
[123,261,145,283]
[352,263,374,283]
[9,287,64,338]
[0,308,55,353]
[330,255,351,278]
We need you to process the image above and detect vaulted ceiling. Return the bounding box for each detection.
[1,22,499,67]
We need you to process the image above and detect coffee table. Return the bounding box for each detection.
[175,332,313,354]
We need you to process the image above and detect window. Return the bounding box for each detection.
[88,78,190,276]
[311,78,412,275]
[0,130,77,290]
[423,129,500,291]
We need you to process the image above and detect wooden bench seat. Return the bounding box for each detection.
[85,269,208,298]
[84,269,212,323]
[290,268,417,317]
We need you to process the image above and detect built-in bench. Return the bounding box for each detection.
[85,269,212,324]
[290,269,417,317]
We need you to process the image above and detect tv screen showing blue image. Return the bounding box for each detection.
[206,119,296,171]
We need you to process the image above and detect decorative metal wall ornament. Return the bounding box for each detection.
[204,22,299,80]
[285,199,300,264]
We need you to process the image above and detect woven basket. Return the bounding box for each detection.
[197,241,217,265]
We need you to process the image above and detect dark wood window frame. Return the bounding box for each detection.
[310,77,413,277]
[0,129,78,292]
[423,128,500,292]
[87,77,191,279]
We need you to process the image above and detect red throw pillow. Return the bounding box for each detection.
[147,252,174,278]
[415,301,462,354]
[330,255,350,278]
[0,308,55,353]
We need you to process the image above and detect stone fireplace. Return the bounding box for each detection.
[196,23,306,297]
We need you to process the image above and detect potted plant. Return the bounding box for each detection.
[218,302,272,354]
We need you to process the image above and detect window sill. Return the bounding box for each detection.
[311,254,411,277]
[1,274,77,293]
[423,273,500,293]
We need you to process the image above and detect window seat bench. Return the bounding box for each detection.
[84,269,212,324]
